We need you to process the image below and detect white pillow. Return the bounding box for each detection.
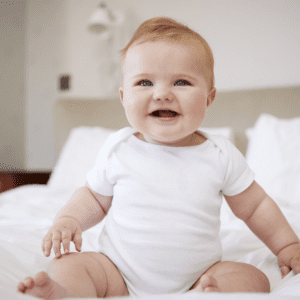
[245,114,300,207]
[49,126,235,190]
[48,127,117,190]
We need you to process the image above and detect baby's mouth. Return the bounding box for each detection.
[150,110,179,118]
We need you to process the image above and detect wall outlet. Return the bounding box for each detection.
[60,75,70,90]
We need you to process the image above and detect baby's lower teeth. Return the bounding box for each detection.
[159,111,176,118]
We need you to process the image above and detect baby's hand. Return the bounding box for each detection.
[277,242,300,278]
[42,217,82,258]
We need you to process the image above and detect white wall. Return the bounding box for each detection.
[0,1,26,170]
[1,0,300,171]
[25,0,67,171]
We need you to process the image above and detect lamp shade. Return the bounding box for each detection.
[88,2,114,34]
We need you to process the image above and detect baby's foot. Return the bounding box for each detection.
[17,271,68,300]
[195,274,221,293]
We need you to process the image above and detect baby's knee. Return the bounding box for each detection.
[205,261,270,293]
[232,262,270,293]
[252,266,270,293]
[48,253,83,272]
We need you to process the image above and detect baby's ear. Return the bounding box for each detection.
[119,87,124,105]
[207,88,216,107]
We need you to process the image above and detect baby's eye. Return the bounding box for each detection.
[138,80,153,86]
[174,79,191,86]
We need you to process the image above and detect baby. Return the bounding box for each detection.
[18,17,300,299]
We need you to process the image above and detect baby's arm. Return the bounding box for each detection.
[42,184,112,258]
[225,181,300,276]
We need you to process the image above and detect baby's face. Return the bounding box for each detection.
[119,39,216,146]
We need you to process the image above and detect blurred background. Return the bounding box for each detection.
[0,0,299,189]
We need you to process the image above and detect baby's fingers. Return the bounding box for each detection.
[280,266,291,278]
[290,257,300,275]
[73,230,82,252]
[62,230,72,254]
[42,234,53,257]
[52,231,62,258]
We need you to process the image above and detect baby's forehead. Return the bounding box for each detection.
[122,38,207,72]
[127,37,205,56]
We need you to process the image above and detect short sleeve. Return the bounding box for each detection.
[86,127,137,196]
[86,135,116,196]
[86,127,120,196]
[221,139,255,196]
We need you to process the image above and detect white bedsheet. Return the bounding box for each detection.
[1,184,300,300]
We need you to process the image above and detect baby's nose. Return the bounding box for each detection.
[153,85,174,101]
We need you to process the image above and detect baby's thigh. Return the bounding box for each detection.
[49,252,129,298]
[84,252,129,297]
[192,261,270,293]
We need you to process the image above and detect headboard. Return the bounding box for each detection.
[53,85,300,160]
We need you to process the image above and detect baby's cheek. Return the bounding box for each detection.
[123,103,144,128]
[189,100,206,119]
[123,92,136,106]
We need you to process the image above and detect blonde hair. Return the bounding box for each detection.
[120,17,215,90]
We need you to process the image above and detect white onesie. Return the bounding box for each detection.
[86,127,255,296]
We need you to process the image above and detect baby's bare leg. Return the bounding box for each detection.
[18,252,129,299]
[190,261,270,293]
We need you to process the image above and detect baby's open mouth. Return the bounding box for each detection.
[150,110,179,118]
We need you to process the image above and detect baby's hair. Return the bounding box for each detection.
[120,16,215,90]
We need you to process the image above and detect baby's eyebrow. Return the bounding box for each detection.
[176,73,197,81]
[130,73,197,81]
[130,73,152,80]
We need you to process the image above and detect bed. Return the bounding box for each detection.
[1,85,300,300]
